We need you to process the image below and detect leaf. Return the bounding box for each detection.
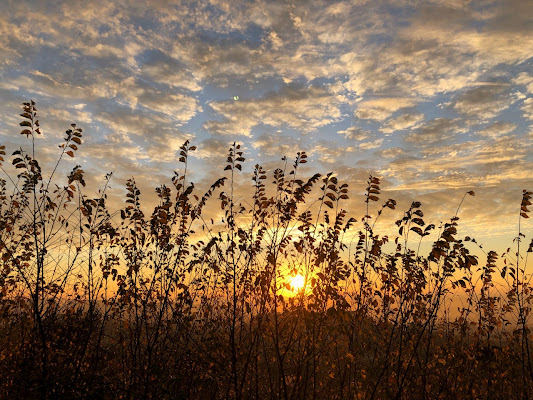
[66,151,74,157]
[324,200,334,209]
[410,226,423,236]
[326,192,336,200]
[521,212,529,219]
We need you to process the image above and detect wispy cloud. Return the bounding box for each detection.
[0,0,532,241]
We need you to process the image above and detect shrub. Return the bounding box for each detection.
[1,101,533,399]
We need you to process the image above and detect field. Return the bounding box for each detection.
[1,102,533,399]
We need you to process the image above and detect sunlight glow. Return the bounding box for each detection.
[290,274,305,291]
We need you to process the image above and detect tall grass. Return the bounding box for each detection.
[1,101,533,399]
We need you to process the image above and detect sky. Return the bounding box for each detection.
[1,0,533,250]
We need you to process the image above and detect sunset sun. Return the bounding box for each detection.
[290,274,305,291]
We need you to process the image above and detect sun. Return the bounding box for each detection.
[290,274,305,291]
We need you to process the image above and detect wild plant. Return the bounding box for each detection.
[1,102,533,399]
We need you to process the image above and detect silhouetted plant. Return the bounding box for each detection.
[2,102,533,399]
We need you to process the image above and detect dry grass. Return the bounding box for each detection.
[1,101,533,399]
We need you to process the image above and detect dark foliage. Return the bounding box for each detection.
[1,102,533,399]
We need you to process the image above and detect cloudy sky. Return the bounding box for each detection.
[1,0,532,248]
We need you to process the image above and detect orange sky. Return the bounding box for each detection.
[0,0,532,256]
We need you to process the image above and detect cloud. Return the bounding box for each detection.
[135,90,201,125]
[452,84,515,121]
[204,85,342,136]
[1,0,533,249]
[359,139,384,150]
[476,121,516,138]
[380,112,424,133]
[93,106,191,141]
[310,141,356,164]
[145,131,195,163]
[139,50,202,92]
[522,98,533,120]
[355,98,419,121]
[251,133,300,157]
[513,73,533,94]
[405,118,464,145]
[338,126,372,141]
[398,1,533,67]
[376,147,407,159]
[380,135,532,195]
[338,125,386,152]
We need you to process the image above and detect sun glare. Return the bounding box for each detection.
[290,274,305,291]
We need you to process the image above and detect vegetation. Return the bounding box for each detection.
[1,101,533,399]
